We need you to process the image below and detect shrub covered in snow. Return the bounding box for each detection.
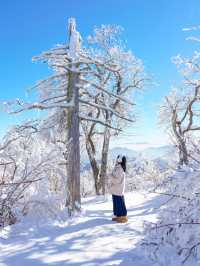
[0,124,69,227]
[143,166,200,265]
[126,158,174,192]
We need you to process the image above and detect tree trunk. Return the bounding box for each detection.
[66,69,81,215]
[178,138,189,166]
[65,18,81,216]
[99,126,110,195]
[85,139,101,195]
[172,116,189,166]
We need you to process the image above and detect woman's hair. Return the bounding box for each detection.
[117,155,126,172]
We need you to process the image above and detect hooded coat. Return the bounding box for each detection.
[108,164,126,196]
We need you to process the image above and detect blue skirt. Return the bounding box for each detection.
[112,195,127,217]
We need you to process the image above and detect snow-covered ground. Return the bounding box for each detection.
[0,192,165,266]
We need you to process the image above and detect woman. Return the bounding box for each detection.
[108,155,128,223]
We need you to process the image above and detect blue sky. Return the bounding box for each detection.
[0,0,200,149]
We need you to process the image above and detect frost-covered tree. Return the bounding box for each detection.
[81,25,146,194]
[159,52,200,166]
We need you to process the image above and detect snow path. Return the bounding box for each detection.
[0,192,164,266]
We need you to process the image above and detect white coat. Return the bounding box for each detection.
[108,164,126,196]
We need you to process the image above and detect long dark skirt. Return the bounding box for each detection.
[112,195,127,217]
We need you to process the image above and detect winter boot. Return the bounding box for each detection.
[116,216,128,223]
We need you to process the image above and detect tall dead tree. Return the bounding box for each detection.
[65,19,81,213]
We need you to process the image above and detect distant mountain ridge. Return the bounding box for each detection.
[82,145,177,172]
[109,145,177,173]
[109,145,176,160]
[109,147,139,159]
